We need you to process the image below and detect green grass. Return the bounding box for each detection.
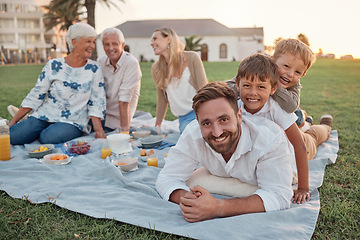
[0,58,359,239]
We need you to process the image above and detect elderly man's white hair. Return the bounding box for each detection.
[101,28,125,43]
[66,22,97,52]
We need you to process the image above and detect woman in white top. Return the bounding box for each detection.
[150,28,208,133]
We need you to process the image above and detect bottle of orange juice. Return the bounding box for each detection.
[0,119,11,161]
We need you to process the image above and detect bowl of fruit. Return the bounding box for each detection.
[64,140,91,156]
[43,153,71,165]
[27,144,54,158]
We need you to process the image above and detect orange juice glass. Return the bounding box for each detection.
[0,135,11,161]
[147,157,158,167]
[101,147,112,159]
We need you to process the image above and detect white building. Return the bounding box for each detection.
[97,19,264,62]
[0,0,66,64]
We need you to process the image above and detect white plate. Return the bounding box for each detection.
[39,153,72,165]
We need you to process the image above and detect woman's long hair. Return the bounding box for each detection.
[153,28,185,89]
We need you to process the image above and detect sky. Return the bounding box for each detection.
[95,0,359,59]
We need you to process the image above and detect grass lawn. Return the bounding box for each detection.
[0,58,359,239]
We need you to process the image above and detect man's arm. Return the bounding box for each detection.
[119,101,129,131]
[169,189,189,204]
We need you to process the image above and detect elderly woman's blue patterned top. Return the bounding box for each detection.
[21,58,106,133]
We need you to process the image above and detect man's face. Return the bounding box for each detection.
[238,76,276,114]
[102,33,124,63]
[197,98,241,158]
[274,53,307,89]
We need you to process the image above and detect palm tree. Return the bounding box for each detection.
[84,0,124,29]
[43,0,82,31]
[185,36,203,52]
[43,0,124,58]
[43,0,124,30]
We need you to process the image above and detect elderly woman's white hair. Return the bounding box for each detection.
[66,22,97,52]
[101,28,125,43]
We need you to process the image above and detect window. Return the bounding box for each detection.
[0,19,14,28]
[219,43,227,59]
[17,19,40,28]
[124,45,130,53]
[0,34,15,44]
[0,3,7,13]
[19,34,41,44]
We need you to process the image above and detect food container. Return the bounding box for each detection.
[43,153,71,165]
[139,135,163,149]
[64,140,91,156]
[107,133,132,154]
[113,157,138,172]
[26,144,55,158]
[132,130,151,139]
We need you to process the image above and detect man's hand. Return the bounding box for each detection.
[293,188,310,204]
[179,185,220,223]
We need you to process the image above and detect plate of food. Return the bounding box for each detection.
[26,144,54,158]
[112,157,138,172]
[41,153,71,165]
[139,149,155,162]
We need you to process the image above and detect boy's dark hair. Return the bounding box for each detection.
[235,53,279,88]
[192,82,238,116]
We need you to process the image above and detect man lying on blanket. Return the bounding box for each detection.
[156,82,294,223]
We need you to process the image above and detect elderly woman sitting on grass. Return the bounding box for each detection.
[9,22,106,145]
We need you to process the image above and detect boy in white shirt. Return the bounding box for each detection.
[235,53,332,204]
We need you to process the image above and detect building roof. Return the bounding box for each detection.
[232,27,264,36]
[114,19,241,38]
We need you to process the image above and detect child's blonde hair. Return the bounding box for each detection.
[273,39,316,75]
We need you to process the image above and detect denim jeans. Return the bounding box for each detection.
[10,117,83,145]
[178,110,196,133]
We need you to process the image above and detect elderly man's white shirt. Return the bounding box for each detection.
[156,115,294,212]
[98,52,142,129]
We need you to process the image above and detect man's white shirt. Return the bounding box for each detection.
[156,115,295,212]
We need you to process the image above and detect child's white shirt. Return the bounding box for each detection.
[238,97,297,130]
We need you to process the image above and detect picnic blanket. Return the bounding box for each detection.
[0,112,339,240]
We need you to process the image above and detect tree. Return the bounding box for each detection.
[43,0,124,31]
[43,0,124,58]
[185,36,203,52]
[297,33,310,46]
[273,37,284,45]
[43,0,82,31]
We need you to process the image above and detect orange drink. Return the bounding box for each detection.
[147,157,158,167]
[0,135,11,161]
[101,147,112,159]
